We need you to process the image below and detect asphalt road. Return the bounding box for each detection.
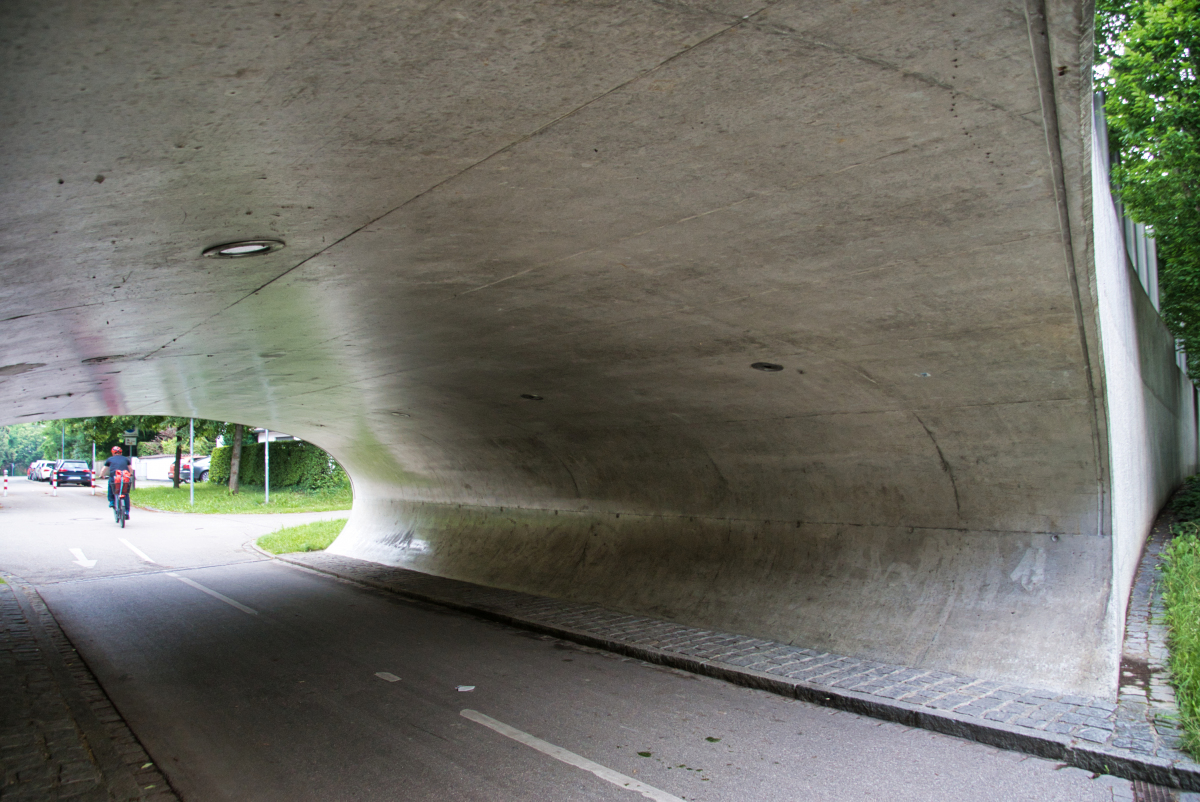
[2,476,1133,801]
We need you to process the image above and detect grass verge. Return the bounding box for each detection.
[1164,473,1200,757]
[131,482,352,514]
[257,519,347,554]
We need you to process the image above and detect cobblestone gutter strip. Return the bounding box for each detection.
[281,551,1200,791]
[1117,513,1184,758]
[0,573,178,802]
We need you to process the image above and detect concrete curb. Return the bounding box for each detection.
[275,553,1200,790]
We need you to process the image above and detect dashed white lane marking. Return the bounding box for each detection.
[460,709,684,802]
[166,573,258,616]
[118,538,157,564]
[69,549,97,568]
[375,672,401,682]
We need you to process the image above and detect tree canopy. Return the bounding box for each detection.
[1097,0,1200,374]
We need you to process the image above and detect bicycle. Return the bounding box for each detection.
[112,470,132,527]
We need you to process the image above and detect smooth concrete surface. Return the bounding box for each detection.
[0,0,1193,696]
[1093,114,1200,646]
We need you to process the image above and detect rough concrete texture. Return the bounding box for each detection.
[0,0,1194,696]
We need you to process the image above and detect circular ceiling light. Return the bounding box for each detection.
[202,239,285,258]
[751,362,784,372]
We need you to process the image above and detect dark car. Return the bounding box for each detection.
[168,456,210,482]
[52,460,93,486]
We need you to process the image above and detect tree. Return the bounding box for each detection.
[157,418,228,489]
[0,423,43,474]
[229,423,245,494]
[1097,0,1200,374]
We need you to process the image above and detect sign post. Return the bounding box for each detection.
[189,419,195,507]
[264,429,270,505]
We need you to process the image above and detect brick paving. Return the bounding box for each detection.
[284,534,1200,790]
[0,574,177,802]
[1117,514,1186,759]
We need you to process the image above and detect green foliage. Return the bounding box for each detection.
[19,416,229,461]
[209,441,348,491]
[1174,474,1200,520]
[1161,520,1200,756]
[1098,0,1200,375]
[0,423,44,471]
[256,519,348,554]
[137,436,214,457]
[131,482,352,514]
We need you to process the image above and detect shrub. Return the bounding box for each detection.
[1175,475,1200,522]
[1162,521,1200,756]
[209,441,348,491]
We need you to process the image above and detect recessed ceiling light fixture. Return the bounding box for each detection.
[202,239,285,258]
[751,362,784,372]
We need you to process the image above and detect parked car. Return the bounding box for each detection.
[36,461,55,481]
[52,460,93,486]
[26,460,47,480]
[167,455,211,482]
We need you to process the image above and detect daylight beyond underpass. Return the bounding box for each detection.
[1,0,1196,700]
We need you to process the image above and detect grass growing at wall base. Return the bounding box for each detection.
[1163,521,1200,755]
[131,482,352,514]
[257,519,347,555]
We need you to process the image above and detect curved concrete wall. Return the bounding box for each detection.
[1093,111,1199,637]
[1,0,1193,698]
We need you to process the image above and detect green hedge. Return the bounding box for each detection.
[209,441,348,491]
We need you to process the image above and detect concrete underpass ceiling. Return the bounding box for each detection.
[1,0,1094,526]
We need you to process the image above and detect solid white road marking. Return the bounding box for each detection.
[166,573,258,616]
[375,672,401,682]
[118,538,157,564]
[69,548,97,568]
[460,709,685,802]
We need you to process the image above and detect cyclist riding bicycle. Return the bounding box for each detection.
[99,446,134,519]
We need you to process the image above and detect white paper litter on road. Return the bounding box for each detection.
[375,672,401,682]
[456,685,475,692]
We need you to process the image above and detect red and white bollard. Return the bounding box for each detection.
[3,473,7,497]
[51,473,57,497]
[90,473,96,496]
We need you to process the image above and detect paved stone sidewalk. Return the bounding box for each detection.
[0,574,177,802]
[1117,513,1186,760]
[283,543,1200,791]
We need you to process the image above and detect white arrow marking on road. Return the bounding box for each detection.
[166,573,257,616]
[118,538,157,564]
[69,549,97,568]
[461,709,685,802]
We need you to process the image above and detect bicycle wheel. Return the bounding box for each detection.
[116,497,126,528]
